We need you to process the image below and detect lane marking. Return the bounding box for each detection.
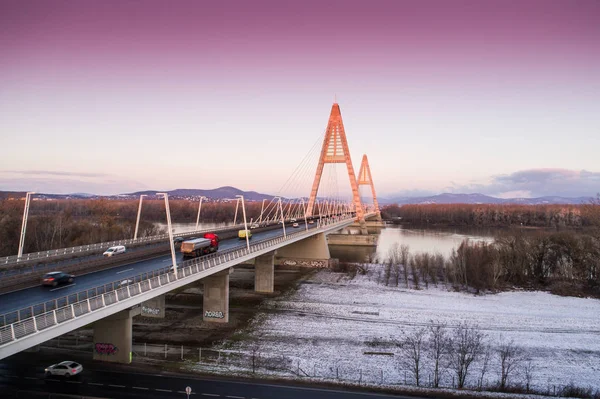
[109,384,126,388]
[6,375,19,378]
[156,388,173,392]
[202,394,220,397]
[226,396,244,399]
[66,380,81,384]
[50,283,76,291]
[133,386,149,390]
[88,382,103,386]
[24,376,37,380]
[116,268,134,274]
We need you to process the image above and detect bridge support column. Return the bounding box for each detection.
[275,233,331,267]
[203,269,231,323]
[141,295,165,318]
[93,307,139,364]
[255,251,275,293]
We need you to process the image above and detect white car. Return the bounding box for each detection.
[292,222,299,228]
[103,245,126,257]
[117,279,134,288]
[308,220,315,224]
[45,361,83,378]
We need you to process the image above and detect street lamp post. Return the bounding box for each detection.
[236,195,250,251]
[195,196,205,231]
[17,191,35,259]
[259,199,267,225]
[316,199,323,224]
[133,194,147,240]
[233,197,240,225]
[157,193,178,274]
[301,198,308,231]
[276,197,286,238]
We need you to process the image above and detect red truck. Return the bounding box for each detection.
[180,233,220,258]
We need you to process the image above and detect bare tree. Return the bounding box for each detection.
[478,343,492,390]
[497,337,523,390]
[400,244,410,288]
[428,322,450,388]
[449,322,485,388]
[399,328,427,386]
[523,360,536,393]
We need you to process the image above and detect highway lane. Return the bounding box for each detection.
[0,351,414,399]
[0,241,168,278]
[0,222,318,316]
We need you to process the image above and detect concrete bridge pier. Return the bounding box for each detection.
[203,269,231,323]
[93,307,140,364]
[255,251,275,293]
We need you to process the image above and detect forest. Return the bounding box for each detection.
[381,202,599,229]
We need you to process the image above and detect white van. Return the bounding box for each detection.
[103,245,126,257]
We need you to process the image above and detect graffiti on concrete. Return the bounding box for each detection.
[95,343,119,355]
[282,259,328,268]
[204,310,225,319]
[142,306,161,316]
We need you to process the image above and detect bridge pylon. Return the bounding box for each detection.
[307,103,364,223]
[357,154,381,220]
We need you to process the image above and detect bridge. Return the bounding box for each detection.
[0,102,381,363]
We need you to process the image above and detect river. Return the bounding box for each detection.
[329,224,494,263]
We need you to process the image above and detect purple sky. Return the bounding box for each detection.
[1,0,599,198]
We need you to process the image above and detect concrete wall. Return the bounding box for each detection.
[203,269,231,323]
[327,234,377,246]
[255,251,275,293]
[275,233,330,260]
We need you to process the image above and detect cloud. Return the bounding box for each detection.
[449,169,600,198]
[1,170,109,178]
[0,169,149,195]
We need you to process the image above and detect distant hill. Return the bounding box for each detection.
[126,186,275,201]
[0,188,592,205]
[382,193,593,205]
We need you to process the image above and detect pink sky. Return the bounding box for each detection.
[1,1,599,198]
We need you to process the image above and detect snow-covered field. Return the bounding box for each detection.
[218,267,600,392]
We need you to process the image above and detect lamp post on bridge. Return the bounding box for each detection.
[133,194,147,240]
[17,191,35,259]
[233,197,241,225]
[301,198,308,232]
[157,192,178,274]
[275,197,286,238]
[195,196,206,231]
[235,195,250,251]
[259,198,267,226]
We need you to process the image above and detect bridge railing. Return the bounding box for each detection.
[0,215,332,268]
[0,215,353,348]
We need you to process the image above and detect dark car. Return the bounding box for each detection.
[173,237,185,244]
[42,272,74,287]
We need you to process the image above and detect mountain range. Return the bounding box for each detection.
[0,188,594,205]
[379,193,594,205]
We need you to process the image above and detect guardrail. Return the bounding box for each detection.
[0,223,249,267]
[0,216,353,348]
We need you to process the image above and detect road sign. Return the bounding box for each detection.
[186,386,192,398]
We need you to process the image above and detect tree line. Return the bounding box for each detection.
[381,202,600,229]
